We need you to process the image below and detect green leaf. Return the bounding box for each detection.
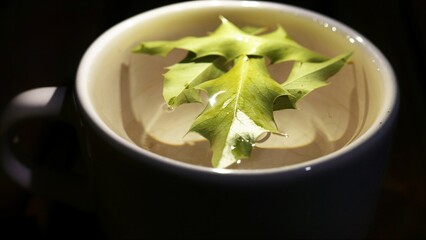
[274,52,353,110]
[190,56,286,168]
[133,16,327,63]
[133,16,352,169]
[163,55,226,108]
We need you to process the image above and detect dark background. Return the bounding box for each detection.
[1,0,425,239]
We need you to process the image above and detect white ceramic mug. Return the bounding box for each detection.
[1,1,399,239]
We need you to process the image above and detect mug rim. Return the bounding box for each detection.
[75,0,399,179]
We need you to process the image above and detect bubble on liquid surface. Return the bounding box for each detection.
[161,103,175,112]
[277,132,289,138]
[256,132,271,143]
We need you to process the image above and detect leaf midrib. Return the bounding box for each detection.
[233,57,247,118]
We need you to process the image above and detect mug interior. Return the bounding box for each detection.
[77,1,397,171]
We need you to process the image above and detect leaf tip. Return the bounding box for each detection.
[218,15,229,23]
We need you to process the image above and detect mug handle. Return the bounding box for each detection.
[0,86,93,211]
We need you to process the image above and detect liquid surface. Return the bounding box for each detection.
[127,59,363,169]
